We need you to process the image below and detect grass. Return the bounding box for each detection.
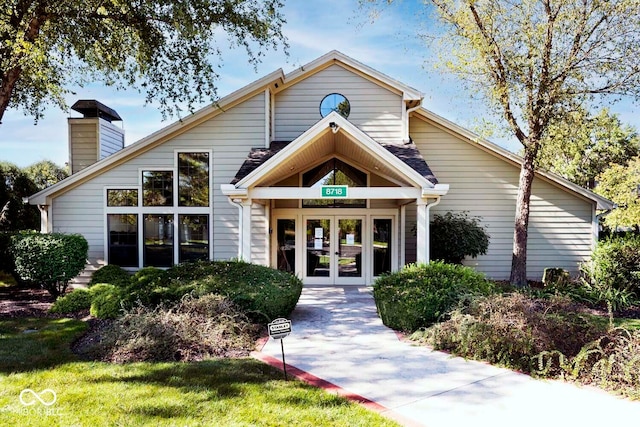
[0,271,16,287]
[0,318,399,427]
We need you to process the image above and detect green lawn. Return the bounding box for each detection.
[0,318,398,427]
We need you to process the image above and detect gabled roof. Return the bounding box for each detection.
[412,108,615,210]
[231,111,443,192]
[30,50,423,205]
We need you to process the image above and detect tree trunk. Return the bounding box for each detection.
[0,67,23,124]
[510,146,538,286]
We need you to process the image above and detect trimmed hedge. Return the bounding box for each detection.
[373,261,495,331]
[89,265,130,288]
[11,232,88,297]
[89,284,123,319]
[49,289,93,314]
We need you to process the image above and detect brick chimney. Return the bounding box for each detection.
[68,100,124,174]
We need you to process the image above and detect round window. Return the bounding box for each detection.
[320,93,350,118]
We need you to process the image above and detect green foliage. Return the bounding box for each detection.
[89,264,130,287]
[122,267,194,308]
[10,232,88,297]
[429,212,490,264]
[22,160,69,191]
[1,0,287,122]
[542,268,570,287]
[181,260,304,322]
[582,237,640,310]
[595,157,640,229]
[0,231,20,283]
[413,293,608,374]
[0,162,39,231]
[537,108,640,189]
[373,262,495,331]
[49,289,92,314]
[89,284,123,319]
[81,294,259,363]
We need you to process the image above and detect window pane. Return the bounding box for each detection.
[178,153,209,207]
[108,214,138,267]
[277,219,295,273]
[143,171,173,206]
[107,189,138,207]
[373,219,392,276]
[144,214,174,267]
[179,215,209,263]
[303,158,366,208]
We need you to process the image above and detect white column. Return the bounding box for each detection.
[416,199,428,264]
[241,199,253,262]
[400,204,406,267]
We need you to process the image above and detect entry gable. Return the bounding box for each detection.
[230,112,439,193]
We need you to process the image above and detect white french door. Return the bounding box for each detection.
[304,216,365,285]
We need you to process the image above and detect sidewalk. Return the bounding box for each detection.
[258,286,640,427]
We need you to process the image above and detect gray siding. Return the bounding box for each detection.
[251,203,268,266]
[99,120,125,159]
[52,93,266,267]
[275,64,403,143]
[410,117,594,280]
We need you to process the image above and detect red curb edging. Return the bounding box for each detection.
[251,351,386,412]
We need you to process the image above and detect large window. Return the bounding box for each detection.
[179,215,209,263]
[107,214,138,267]
[144,214,174,267]
[105,152,211,268]
[303,158,366,208]
[179,152,209,207]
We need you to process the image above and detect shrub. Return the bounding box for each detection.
[373,261,495,331]
[81,294,259,362]
[414,293,608,374]
[0,232,18,281]
[10,232,88,297]
[89,265,130,287]
[49,289,92,314]
[182,260,303,322]
[581,236,640,309]
[429,212,490,264]
[89,284,123,319]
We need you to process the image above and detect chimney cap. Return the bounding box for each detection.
[71,100,122,122]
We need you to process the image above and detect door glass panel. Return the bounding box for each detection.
[277,219,296,273]
[373,219,392,276]
[306,219,330,277]
[338,219,362,277]
[178,214,209,263]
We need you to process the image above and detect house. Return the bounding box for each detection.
[29,51,613,285]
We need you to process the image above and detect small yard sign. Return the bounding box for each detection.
[321,185,348,198]
[268,318,292,340]
[268,318,292,380]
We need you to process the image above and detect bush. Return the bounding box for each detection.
[89,265,130,287]
[582,236,640,309]
[180,260,304,322]
[11,232,88,297]
[89,284,123,319]
[0,231,22,285]
[80,294,259,362]
[49,289,92,314]
[373,261,495,331]
[414,293,608,374]
[429,212,490,264]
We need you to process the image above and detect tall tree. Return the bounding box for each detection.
[0,161,39,230]
[536,108,640,189]
[595,157,640,231]
[0,0,286,123]
[23,159,68,190]
[364,0,640,285]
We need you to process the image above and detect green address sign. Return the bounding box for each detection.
[321,185,348,198]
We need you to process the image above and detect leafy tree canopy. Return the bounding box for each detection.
[536,108,640,189]
[23,159,68,190]
[0,0,287,122]
[595,157,640,229]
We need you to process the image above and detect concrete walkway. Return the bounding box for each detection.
[259,286,640,427]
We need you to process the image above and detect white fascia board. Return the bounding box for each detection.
[29,69,286,206]
[237,111,433,190]
[249,186,422,200]
[422,184,450,197]
[412,108,615,210]
[220,184,248,198]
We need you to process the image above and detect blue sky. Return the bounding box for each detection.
[1,0,638,167]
